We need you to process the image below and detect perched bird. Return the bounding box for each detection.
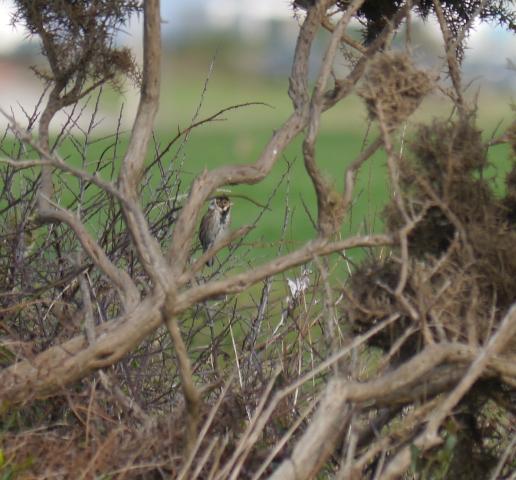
[199,195,232,267]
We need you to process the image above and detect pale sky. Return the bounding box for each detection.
[0,0,514,63]
[0,0,293,53]
[0,2,26,52]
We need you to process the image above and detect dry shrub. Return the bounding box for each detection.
[353,118,516,346]
[411,118,487,177]
[345,258,414,354]
[342,116,516,476]
[12,0,141,89]
[294,0,516,49]
[0,121,306,478]
[2,2,515,478]
[0,378,298,478]
[358,52,434,129]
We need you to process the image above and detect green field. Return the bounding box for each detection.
[2,62,513,268]
[149,62,514,262]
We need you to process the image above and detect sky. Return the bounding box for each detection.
[0,1,25,52]
[0,0,293,52]
[0,0,514,75]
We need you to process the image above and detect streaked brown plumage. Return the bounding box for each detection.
[199,196,232,267]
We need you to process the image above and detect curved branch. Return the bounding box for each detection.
[166,111,307,274]
[0,295,163,405]
[289,0,331,110]
[38,206,140,308]
[166,2,351,275]
[174,234,394,304]
[381,303,516,480]
[269,331,516,480]
[323,1,416,110]
[117,0,170,289]
[0,234,393,404]
[303,0,365,236]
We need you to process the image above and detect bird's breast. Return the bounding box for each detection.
[220,210,230,225]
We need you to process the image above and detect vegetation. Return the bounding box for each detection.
[0,0,515,478]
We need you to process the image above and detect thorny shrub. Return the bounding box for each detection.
[1,1,515,479]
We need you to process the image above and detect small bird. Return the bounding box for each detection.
[199,195,232,267]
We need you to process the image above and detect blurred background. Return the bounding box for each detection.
[0,0,514,262]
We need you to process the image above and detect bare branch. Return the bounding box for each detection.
[289,0,333,110]
[0,234,392,403]
[343,135,382,210]
[174,234,393,303]
[166,111,306,274]
[1,110,125,202]
[36,205,139,308]
[433,0,465,114]
[324,1,415,109]
[269,335,516,480]
[303,0,365,237]
[117,0,170,289]
[381,303,516,480]
[163,301,201,454]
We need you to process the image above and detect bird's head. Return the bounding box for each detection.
[210,195,232,214]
